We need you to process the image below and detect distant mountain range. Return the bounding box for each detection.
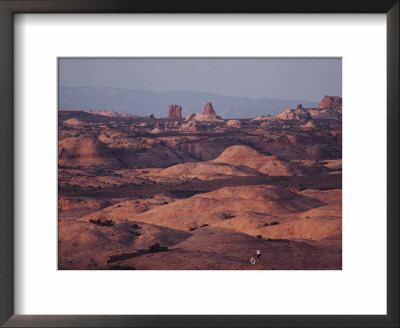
[58,86,319,119]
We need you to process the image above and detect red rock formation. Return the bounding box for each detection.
[168,105,182,119]
[319,96,342,109]
[204,102,216,115]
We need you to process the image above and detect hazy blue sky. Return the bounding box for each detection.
[59,58,341,101]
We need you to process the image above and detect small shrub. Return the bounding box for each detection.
[163,201,169,205]
[270,221,279,226]
[89,218,115,226]
[263,222,269,226]
[148,243,168,253]
[256,235,263,239]
[200,224,209,228]
[189,227,197,231]
[131,224,141,229]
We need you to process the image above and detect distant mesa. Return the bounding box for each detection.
[204,102,216,115]
[319,96,342,109]
[168,105,182,119]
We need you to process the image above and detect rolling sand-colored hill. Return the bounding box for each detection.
[158,161,262,180]
[298,188,342,203]
[79,195,178,223]
[214,212,341,241]
[58,219,192,269]
[213,145,301,176]
[58,135,123,167]
[117,227,341,270]
[124,185,325,232]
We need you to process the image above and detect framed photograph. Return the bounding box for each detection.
[0,0,398,327]
[57,57,343,272]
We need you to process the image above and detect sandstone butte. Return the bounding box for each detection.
[319,96,342,109]
[168,105,182,119]
[204,102,216,115]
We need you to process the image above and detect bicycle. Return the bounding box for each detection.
[250,256,263,264]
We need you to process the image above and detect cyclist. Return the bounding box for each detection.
[256,249,262,259]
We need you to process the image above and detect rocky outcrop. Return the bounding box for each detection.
[187,113,223,122]
[274,106,341,121]
[274,109,309,120]
[185,113,196,121]
[204,102,216,115]
[150,127,162,134]
[301,121,317,130]
[181,121,199,132]
[184,102,222,122]
[64,118,85,125]
[226,120,241,129]
[168,105,182,119]
[319,96,342,109]
[296,104,303,110]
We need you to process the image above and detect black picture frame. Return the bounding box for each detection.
[0,0,398,327]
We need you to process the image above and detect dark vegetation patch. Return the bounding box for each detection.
[200,224,209,228]
[89,218,115,226]
[266,238,290,242]
[170,189,207,198]
[148,243,168,253]
[131,224,141,229]
[189,227,197,231]
[107,243,168,263]
[222,213,236,219]
[263,221,279,226]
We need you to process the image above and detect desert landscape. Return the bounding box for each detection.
[58,95,342,270]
